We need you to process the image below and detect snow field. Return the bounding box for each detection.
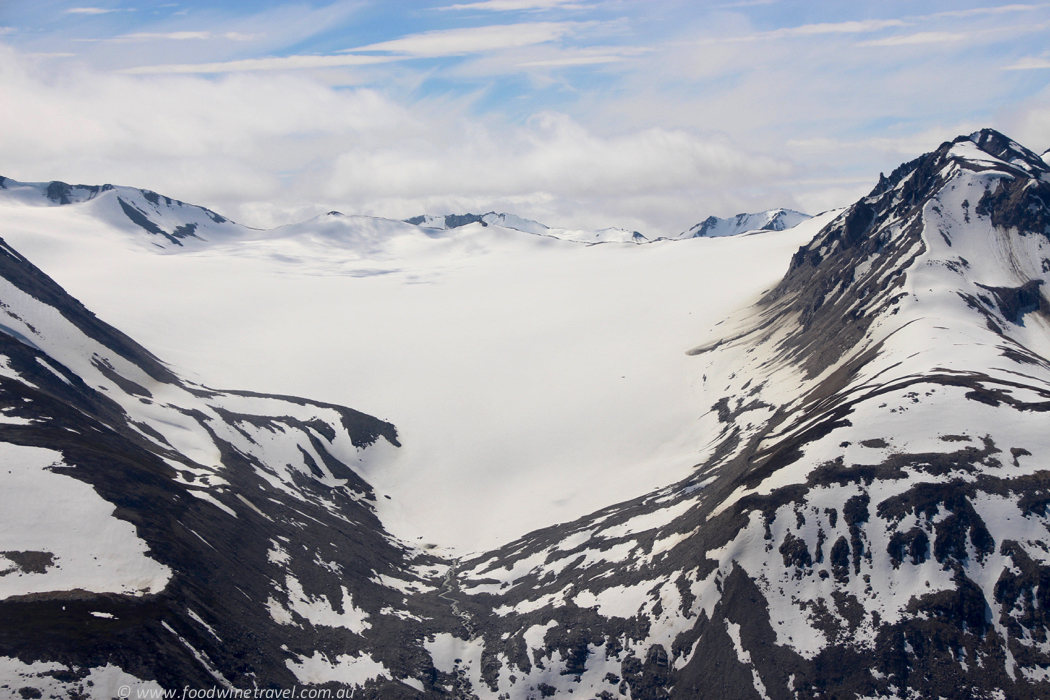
[0,656,163,700]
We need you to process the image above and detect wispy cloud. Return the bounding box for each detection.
[1003,56,1050,69]
[513,45,650,68]
[221,32,258,42]
[438,0,591,11]
[117,53,401,75]
[768,19,908,38]
[64,7,123,14]
[342,22,583,57]
[715,0,778,7]
[119,21,588,74]
[860,31,969,47]
[926,4,1050,19]
[113,31,259,42]
[517,54,625,67]
[698,19,910,45]
[117,31,210,41]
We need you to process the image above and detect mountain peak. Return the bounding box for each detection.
[764,127,1050,383]
[875,128,1048,196]
[960,127,1049,172]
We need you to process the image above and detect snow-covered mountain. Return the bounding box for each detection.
[3,128,1050,698]
[0,175,253,250]
[433,129,1050,699]
[680,208,811,238]
[0,228,429,694]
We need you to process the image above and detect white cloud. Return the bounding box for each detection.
[342,22,583,56]
[0,43,797,236]
[323,111,791,201]
[9,2,1050,237]
[313,110,798,235]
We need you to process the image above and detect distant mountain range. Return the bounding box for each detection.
[2,129,1050,699]
[678,208,811,238]
[1,174,814,252]
[0,176,809,252]
[405,211,651,244]
[405,208,813,243]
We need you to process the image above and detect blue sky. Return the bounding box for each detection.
[2,1,1050,235]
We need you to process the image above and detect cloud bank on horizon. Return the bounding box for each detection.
[1,0,1049,236]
